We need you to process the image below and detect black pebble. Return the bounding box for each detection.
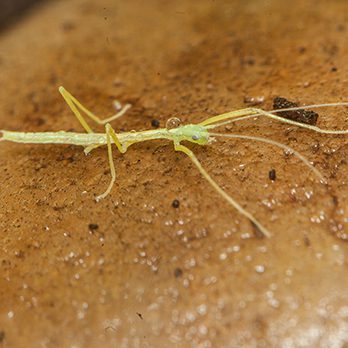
[172,199,180,208]
[151,119,160,128]
[174,268,183,278]
[88,223,99,231]
[269,169,276,181]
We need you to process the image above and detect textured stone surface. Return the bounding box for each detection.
[0,1,348,347]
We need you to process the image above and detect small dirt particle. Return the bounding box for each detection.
[172,199,180,208]
[241,56,255,66]
[136,312,143,320]
[174,267,183,278]
[331,66,337,72]
[244,96,265,106]
[273,96,318,125]
[337,24,345,32]
[251,222,265,239]
[269,169,276,181]
[14,250,25,259]
[61,21,75,32]
[88,223,99,231]
[151,119,160,128]
[304,235,311,247]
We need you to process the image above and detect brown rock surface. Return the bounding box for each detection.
[0,0,348,347]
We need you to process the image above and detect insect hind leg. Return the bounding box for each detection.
[59,86,132,133]
[174,141,271,238]
[59,86,94,133]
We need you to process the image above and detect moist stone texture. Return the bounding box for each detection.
[0,1,348,347]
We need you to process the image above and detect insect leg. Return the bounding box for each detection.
[95,123,126,201]
[105,123,127,154]
[59,86,94,133]
[59,87,131,129]
[174,142,271,238]
[95,125,117,201]
[84,144,102,155]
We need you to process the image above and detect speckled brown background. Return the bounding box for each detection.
[0,0,348,347]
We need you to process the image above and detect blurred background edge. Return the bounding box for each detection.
[0,0,49,32]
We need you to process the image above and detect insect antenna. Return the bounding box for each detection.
[204,102,348,132]
[209,132,325,183]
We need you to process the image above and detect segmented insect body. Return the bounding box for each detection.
[1,87,348,238]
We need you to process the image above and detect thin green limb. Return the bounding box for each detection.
[174,142,271,238]
[84,144,102,155]
[106,123,127,154]
[94,123,126,201]
[209,132,325,183]
[95,125,117,202]
[59,86,131,130]
[59,86,93,133]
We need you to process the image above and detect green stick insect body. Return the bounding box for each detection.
[1,87,348,238]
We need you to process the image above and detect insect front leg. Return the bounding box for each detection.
[95,124,126,201]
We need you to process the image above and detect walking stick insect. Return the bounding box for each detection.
[1,87,348,238]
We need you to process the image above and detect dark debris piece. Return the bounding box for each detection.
[172,199,180,208]
[269,169,276,181]
[273,97,318,126]
[251,221,265,239]
[88,223,99,231]
[174,267,183,278]
[151,119,160,128]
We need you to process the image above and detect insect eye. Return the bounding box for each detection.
[192,135,199,141]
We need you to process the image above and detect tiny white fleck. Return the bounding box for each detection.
[183,279,190,288]
[198,324,208,336]
[227,245,240,253]
[316,252,323,259]
[255,265,265,273]
[197,304,207,316]
[219,252,227,261]
[285,269,293,276]
[186,311,196,322]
